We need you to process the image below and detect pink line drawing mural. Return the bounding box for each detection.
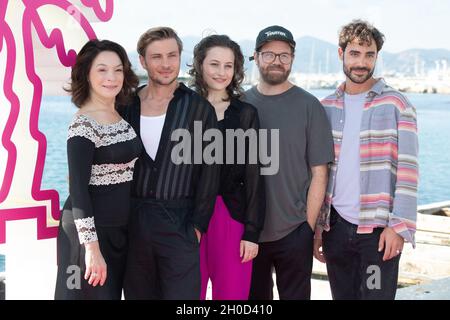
[0,0,114,244]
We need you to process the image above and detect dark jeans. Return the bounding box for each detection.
[249,221,314,300]
[322,206,401,300]
[123,199,200,300]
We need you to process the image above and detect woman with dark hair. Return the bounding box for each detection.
[189,35,265,300]
[55,39,142,300]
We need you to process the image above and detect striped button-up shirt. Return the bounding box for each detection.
[316,79,419,247]
[119,83,220,233]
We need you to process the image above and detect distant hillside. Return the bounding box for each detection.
[128,36,450,77]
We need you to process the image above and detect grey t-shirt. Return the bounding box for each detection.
[243,85,334,242]
[332,92,366,225]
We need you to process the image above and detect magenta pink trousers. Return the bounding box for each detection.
[200,196,253,300]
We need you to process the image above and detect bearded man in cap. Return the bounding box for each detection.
[243,25,334,300]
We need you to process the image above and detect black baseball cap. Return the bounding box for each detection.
[249,25,296,61]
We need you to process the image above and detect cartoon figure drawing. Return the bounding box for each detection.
[0,0,114,243]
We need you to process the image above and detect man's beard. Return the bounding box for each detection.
[150,72,178,86]
[259,65,291,85]
[146,63,180,86]
[343,64,375,84]
[152,75,178,86]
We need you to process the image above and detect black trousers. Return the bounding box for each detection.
[249,221,314,300]
[322,206,401,300]
[123,199,200,300]
[55,222,128,300]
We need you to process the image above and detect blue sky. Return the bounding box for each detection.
[94,0,450,53]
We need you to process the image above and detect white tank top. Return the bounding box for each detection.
[140,114,166,160]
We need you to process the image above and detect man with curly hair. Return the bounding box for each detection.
[314,20,419,300]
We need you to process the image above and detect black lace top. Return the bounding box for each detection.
[61,114,142,244]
